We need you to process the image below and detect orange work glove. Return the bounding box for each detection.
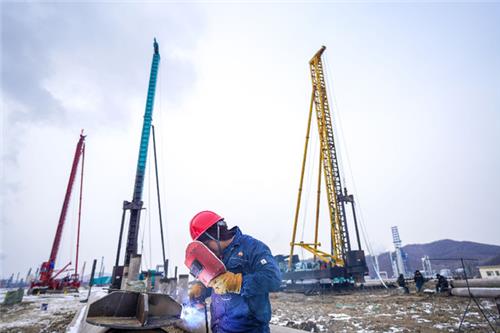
[188,281,206,301]
[209,272,242,295]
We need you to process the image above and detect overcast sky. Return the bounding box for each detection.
[1,1,499,279]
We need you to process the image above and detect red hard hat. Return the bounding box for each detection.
[189,210,223,240]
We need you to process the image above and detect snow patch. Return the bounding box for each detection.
[328,313,351,320]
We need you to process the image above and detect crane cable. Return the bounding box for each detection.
[140,153,152,271]
[157,57,171,276]
[66,163,80,274]
[59,160,79,277]
[69,182,76,272]
[67,152,85,277]
[323,53,387,288]
[139,200,147,270]
[299,124,318,260]
[148,141,153,270]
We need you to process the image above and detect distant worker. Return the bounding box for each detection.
[397,273,409,294]
[435,274,449,293]
[188,210,282,333]
[414,270,425,293]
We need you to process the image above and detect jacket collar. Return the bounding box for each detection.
[222,227,242,257]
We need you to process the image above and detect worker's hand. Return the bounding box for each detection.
[188,281,206,301]
[209,272,242,295]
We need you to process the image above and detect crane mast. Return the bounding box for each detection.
[123,39,160,266]
[309,46,350,263]
[29,132,86,294]
[289,46,367,282]
[39,133,86,283]
[111,39,161,290]
[88,42,183,328]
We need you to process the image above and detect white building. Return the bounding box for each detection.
[439,268,452,278]
[479,265,500,279]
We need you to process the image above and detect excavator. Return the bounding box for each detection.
[29,132,86,294]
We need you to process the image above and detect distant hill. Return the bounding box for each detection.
[481,254,500,266]
[366,239,500,278]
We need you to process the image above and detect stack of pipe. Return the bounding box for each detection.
[450,279,500,314]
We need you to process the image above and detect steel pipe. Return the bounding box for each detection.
[451,287,500,298]
[451,279,500,288]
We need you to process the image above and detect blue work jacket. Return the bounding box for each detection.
[210,227,282,333]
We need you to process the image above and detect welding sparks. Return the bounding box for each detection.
[181,304,207,329]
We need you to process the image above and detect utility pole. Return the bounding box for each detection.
[98,256,104,278]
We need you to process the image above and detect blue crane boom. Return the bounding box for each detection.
[124,39,160,265]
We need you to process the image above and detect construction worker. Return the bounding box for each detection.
[414,270,425,293]
[435,274,449,293]
[188,210,282,333]
[397,273,409,294]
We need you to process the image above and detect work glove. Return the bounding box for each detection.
[209,272,242,295]
[188,281,206,301]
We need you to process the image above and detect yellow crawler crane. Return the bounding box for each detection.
[288,46,367,283]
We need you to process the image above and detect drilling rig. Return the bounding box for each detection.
[83,39,182,331]
[283,46,368,290]
[29,132,86,294]
[110,38,161,290]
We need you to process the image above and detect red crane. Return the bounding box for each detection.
[29,131,86,294]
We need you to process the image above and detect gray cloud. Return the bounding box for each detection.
[1,2,206,276]
[2,4,64,123]
[2,3,204,125]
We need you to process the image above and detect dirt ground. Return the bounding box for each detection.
[270,289,500,332]
[0,294,81,333]
[1,287,499,332]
